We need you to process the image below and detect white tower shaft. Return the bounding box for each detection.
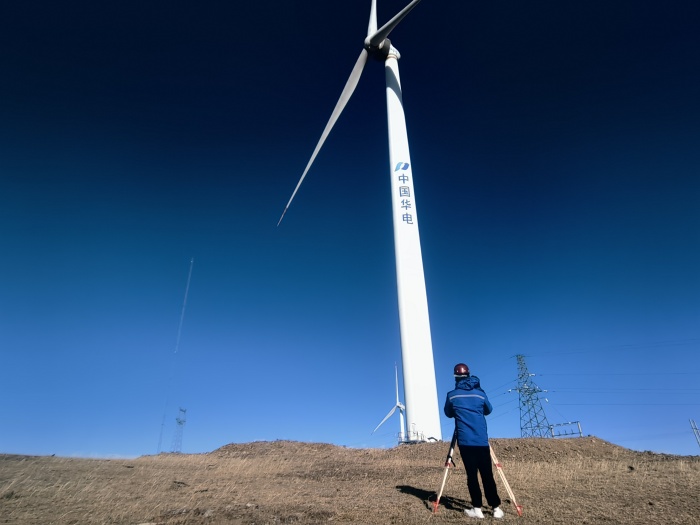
[385,50,442,441]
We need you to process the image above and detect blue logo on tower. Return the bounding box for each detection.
[394,162,414,225]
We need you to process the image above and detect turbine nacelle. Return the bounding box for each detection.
[365,37,395,61]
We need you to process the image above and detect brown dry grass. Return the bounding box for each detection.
[1,437,698,524]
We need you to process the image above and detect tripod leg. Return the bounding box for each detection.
[433,430,458,514]
[490,445,524,517]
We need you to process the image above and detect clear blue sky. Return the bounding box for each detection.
[1,1,699,458]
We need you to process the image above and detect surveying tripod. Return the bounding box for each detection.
[432,430,523,517]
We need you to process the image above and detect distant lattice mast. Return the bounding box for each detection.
[171,408,187,453]
[691,419,700,450]
[157,258,194,454]
[515,355,551,438]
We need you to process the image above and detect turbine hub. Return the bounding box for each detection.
[365,37,394,61]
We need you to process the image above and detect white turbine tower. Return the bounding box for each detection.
[279,0,442,442]
[373,364,407,443]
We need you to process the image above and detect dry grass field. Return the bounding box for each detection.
[1,437,698,524]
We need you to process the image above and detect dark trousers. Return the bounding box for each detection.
[458,445,501,509]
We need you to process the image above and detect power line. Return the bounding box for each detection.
[551,386,700,390]
[487,379,519,394]
[488,405,520,421]
[493,398,519,409]
[525,338,700,358]
[555,403,700,406]
[539,372,700,376]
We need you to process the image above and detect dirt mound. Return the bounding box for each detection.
[492,436,635,462]
[211,439,352,459]
[2,437,699,524]
[208,436,692,464]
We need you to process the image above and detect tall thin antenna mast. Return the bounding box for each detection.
[157,258,194,453]
[691,419,700,450]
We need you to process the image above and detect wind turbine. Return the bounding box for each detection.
[278,0,442,442]
[373,364,407,443]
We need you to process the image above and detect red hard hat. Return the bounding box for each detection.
[454,363,470,377]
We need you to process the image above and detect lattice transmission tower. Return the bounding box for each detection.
[171,407,187,453]
[514,355,551,437]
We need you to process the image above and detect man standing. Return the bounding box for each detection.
[444,363,504,519]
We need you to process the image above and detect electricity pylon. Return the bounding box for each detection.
[513,355,551,437]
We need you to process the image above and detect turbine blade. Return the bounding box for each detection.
[373,405,397,433]
[367,0,377,38]
[367,0,423,48]
[277,48,369,226]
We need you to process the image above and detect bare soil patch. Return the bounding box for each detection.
[1,437,698,524]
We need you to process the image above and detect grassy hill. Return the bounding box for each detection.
[1,437,698,524]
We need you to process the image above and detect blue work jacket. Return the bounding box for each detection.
[444,376,493,446]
